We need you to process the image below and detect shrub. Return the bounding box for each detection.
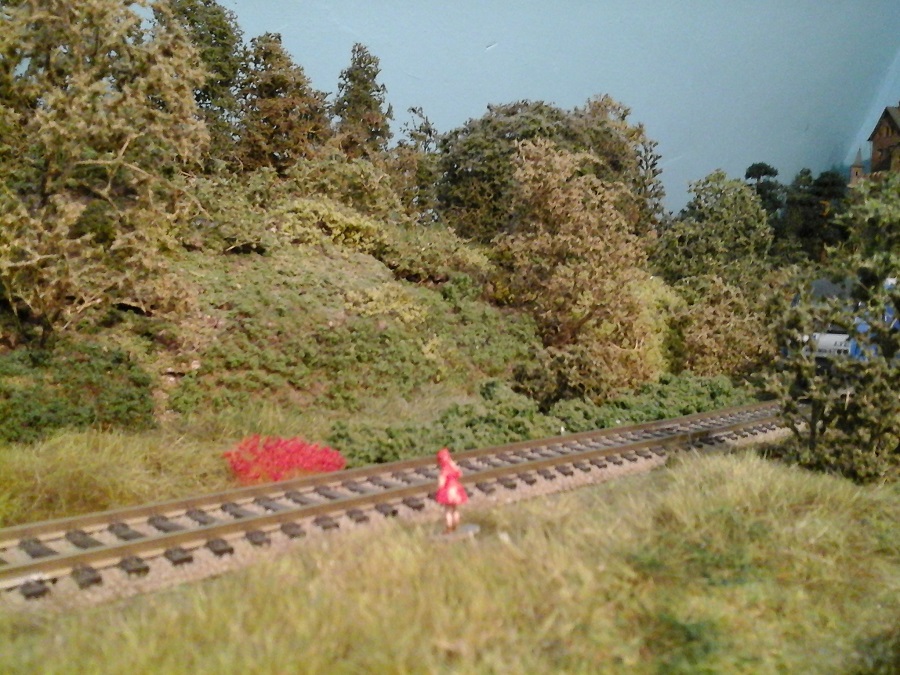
[550,373,756,432]
[494,139,660,402]
[328,379,562,466]
[0,342,155,443]
[223,435,346,484]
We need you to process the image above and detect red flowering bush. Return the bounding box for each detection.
[223,435,347,485]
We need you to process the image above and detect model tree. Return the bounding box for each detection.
[0,0,208,344]
[332,43,393,159]
[653,170,772,286]
[496,139,658,400]
[166,0,245,167]
[235,32,331,173]
[436,97,663,243]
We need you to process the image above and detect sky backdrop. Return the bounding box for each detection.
[221,1,900,210]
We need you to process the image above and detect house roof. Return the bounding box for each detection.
[868,102,900,140]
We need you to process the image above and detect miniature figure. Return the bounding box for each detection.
[435,447,468,534]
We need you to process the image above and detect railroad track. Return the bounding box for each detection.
[0,402,782,611]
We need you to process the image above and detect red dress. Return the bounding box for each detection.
[435,449,468,506]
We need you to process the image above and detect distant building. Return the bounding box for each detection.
[850,100,900,186]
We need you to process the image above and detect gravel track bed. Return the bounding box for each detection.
[0,425,787,616]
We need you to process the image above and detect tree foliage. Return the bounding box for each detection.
[778,168,848,261]
[387,106,440,222]
[652,169,772,286]
[842,171,900,258]
[333,43,393,159]
[495,139,660,401]
[744,161,785,219]
[668,275,773,377]
[767,253,899,483]
[0,0,208,344]
[436,96,664,243]
[166,0,244,166]
[235,32,331,173]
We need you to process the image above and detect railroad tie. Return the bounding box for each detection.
[285,490,320,506]
[313,515,340,531]
[368,477,402,490]
[402,496,426,511]
[206,538,234,557]
[341,481,372,494]
[245,530,270,546]
[222,502,256,519]
[254,497,288,512]
[20,538,57,559]
[119,555,150,576]
[187,508,218,525]
[72,564,102,589]
[280,522,306,539]
[375,503,399,518]
[149,515,185,533]
[109,522,145,541]
[346,509,370,524]
[65,530,104,549]
[164,546,193,565]
[20,579,50,600]
[313,486,346,501]
[475,481,496,495]
[391,471,419,484]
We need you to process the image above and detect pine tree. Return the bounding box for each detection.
[333,43,393,159]
[166,0,244,167]
[236,32,331,173]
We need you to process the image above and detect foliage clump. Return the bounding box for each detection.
[333,43,393,159]
[0,342,155,444]
[0,0,207,344]
[549,373,755,432]
[223,435,346,484]
[436,96,663,242]
[767,254,899,483]
[495,139,662,402]
[653,170,772,286]
[235,32,331,173]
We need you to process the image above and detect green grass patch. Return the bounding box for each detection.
[0,342,155,444]
[1,453,896,673]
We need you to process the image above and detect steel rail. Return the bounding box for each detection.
[0,404,779,593]
[0,401,776,548]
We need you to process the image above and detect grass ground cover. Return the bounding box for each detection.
[1,452,896,674]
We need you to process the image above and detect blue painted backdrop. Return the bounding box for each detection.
[221,0,900,210]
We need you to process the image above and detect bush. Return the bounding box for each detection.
[550,373,756,432]
[0,342,155,443]
[223,435,346,484]
[328,379,562,466]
